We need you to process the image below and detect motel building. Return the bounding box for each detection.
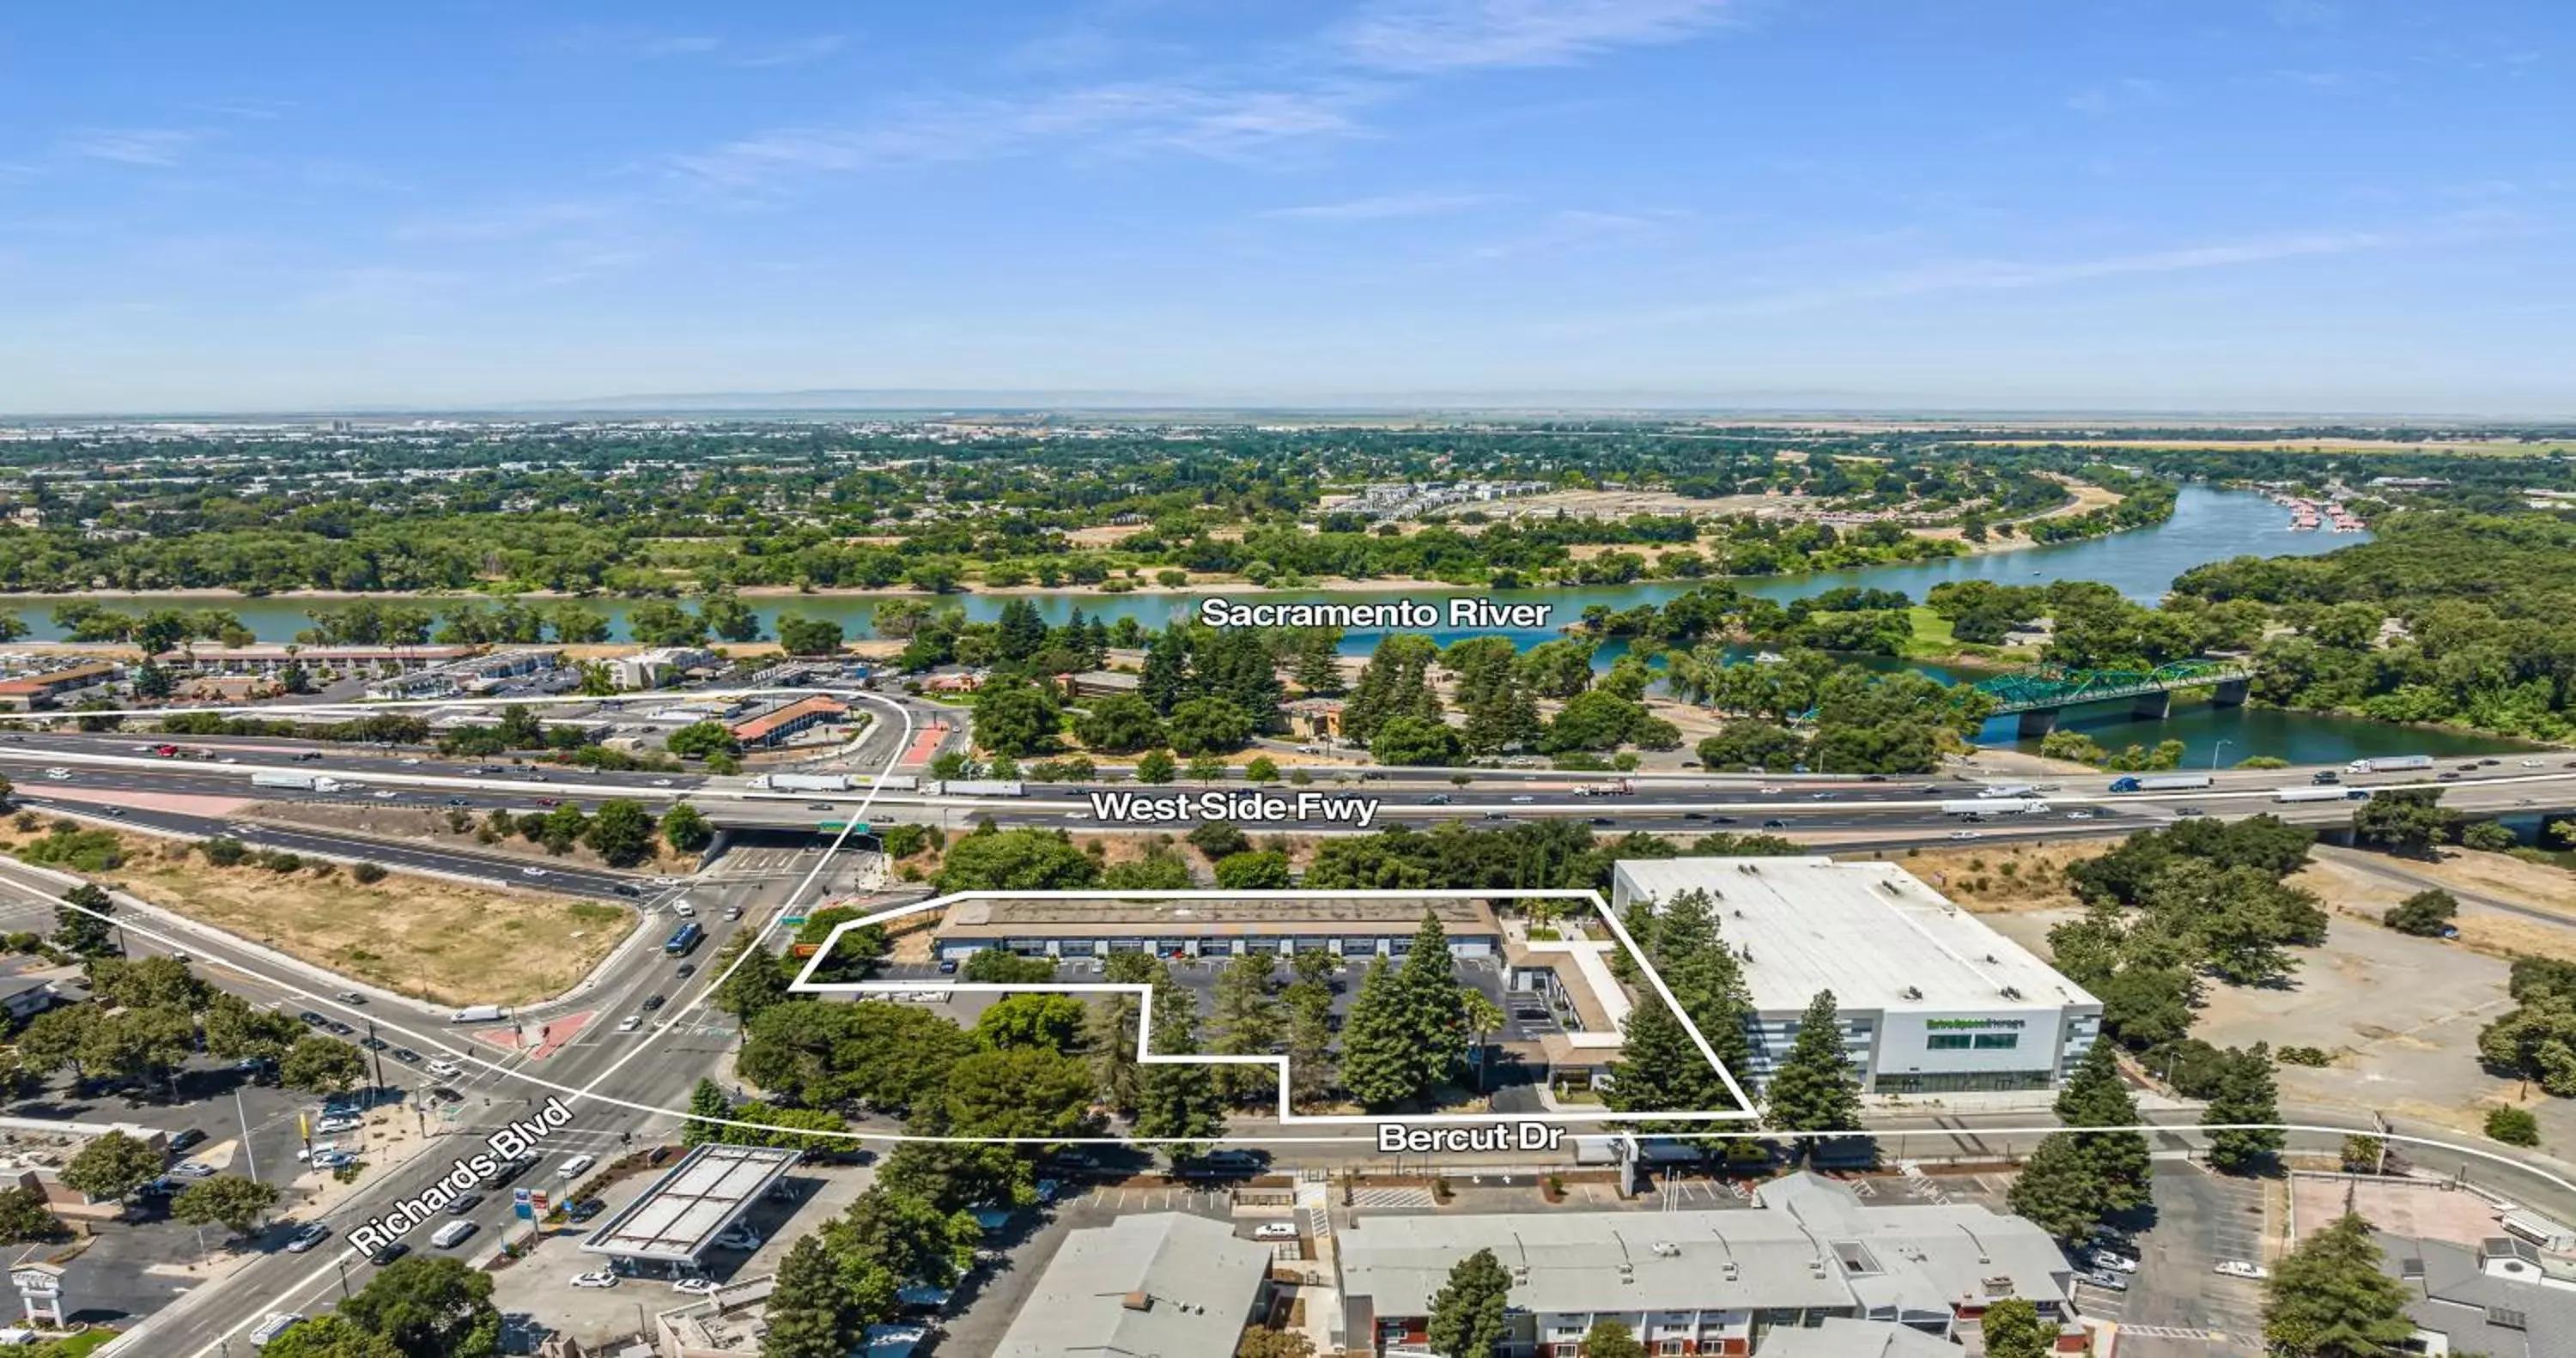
[928,896,1503,964]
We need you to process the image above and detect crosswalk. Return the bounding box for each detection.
[2121,1325,2226,1342]
[1347,1185,1437,1209]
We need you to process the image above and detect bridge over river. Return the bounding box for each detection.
[1971,660,2255,737]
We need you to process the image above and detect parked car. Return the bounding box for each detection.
[565,1198,605,1222]
[672,1277,719,1295]
[167,1128,208,1154]
[1253,1222,1300,1240]
[2081,1269,2130,1292]
[571,1271,619,1289]
[2086,1249,2139,1274]
[2214,1260,2269,1280]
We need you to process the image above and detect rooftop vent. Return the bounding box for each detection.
[1902,985,1923,1001]
[1650,1242,1681,1258]
[1980,1275,2014,1294]
[2000,986,2023,1001]
[1984,954,1999,964]
[1121,1292,1152,1312]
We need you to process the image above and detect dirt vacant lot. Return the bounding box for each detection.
[5,829,634,1007]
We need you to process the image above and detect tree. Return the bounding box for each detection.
[776,615,845,657]
[1245,755,1280,783]
[1424,1247,1512,1358]
[2352,789,2452,858]
[1166,697,1255,755]
[61,1130,165,1204]
[662,802,714,853]
[1208,953,1284,1103]
[1696,720,1806,772]
[2383,888,2458,937]
[972,680,1063,758]
[1606,991,1719,1126]
[935,828,1102,891]
[1459,987,1505,1094]
[943,1047,1098,1143]
[1577,1319,1646,1358]
[666,720,740,761]
[1136,749,1177,784]
[2202,1044,2285,1173]
[1087,952,1167,1115]
[52,882,117,957]
[1764,991,1862,1144]
[173,1174,283,1237]
[1131,993,1225,1165]
[683,1077,732,1145]
[1214,851,1291,889]
[281,1034,368,1095]
[2056,1040,2152,1212]
[1340,960,1419,1111]
[0,1185,55,1244]
[973,994,1090,1054]
[1236,1331,1316,1358]
[762,1235,851,1358]
[262,1317,405,1358]
[583,798,658,867]
[337,1254,504,1358]
[2262,1213,2417,1357]
[1074,694,1167,753]
[720,945,792,1022]
[1370,714,1464,767]
[1187,753,1230,784]
[1979,1298,2051,1358]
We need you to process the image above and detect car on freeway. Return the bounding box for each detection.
[806,802,835,810]
[371,790,398,799]
[1425,793,1451,804]
[445,797,473,808]
[1947,830,1982,840]
[672,1277,720,1295]
[1510,794,1534,803]
[536,797,561,808]
[399,757,423,765]
[1589,816,1615,826]
[1761,818,1789,828]
[2481,758,2501,767]
[1808,791,1837,800]
[2523,757,2545,767]
[572,1271,619,1289]
[2214,1260,2269,1280]
[2065,809,2095,820]
[652,779,674,787]
[286,1222,332,1253]
[521,867,547,878]
[2174,806,2206,816]
[167,1128,208,1154]
[335,991,366,1004]
[103,807,125,818]
[1759,785,1784,795]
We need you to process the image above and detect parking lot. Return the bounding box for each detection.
[2077,1163,2273,1353]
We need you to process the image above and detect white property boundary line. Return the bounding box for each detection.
[790,887,1764,1127]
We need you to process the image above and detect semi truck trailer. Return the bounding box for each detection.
[2107,773,2213,793]
[2346,755,2434,773]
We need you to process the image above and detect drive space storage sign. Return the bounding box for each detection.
[1882,1011,2063,1075]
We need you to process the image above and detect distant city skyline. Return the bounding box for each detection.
[2,1,2569,415]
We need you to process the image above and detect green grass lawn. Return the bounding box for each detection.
[1900,605,1957,658]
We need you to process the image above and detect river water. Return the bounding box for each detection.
[0,486,2524,762]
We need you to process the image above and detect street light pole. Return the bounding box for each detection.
[234,1086,258,1182]
[2210,738,2233,771]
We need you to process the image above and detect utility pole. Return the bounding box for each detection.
[364,1019,388,1103]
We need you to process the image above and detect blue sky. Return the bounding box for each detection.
[2,1,2569,415]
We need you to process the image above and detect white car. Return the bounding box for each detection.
[399,758,423,766]
[557,1154,597,1180]
[1947,830,1982,840]
[672,1277,720,1295]
[2087,1249,2139,1273]
[2064,809,2095,820]
[43,768,70,780]
[426,1058,463,1078]
[2522,758,2544,767]
[1759,785,1784,795]
[521,867,547,878]
[571,1271,619,1289]
[173,1160,219,1178]
[285,1222,331,1253]
[650,876,677,885]
[652,779,674,787]
[315,1114,361,1135]
[2214,1260,2269,1280]
[715,1227,763,1251]
[372,790,398,799]
[1252,1222,1299,1240]
[617,1015,643,1033]
[1510,794,1534,803]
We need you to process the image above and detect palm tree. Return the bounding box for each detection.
[1458,988,1506,1097]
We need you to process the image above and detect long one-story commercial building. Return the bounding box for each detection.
[1340,1172,2082,1357]
[0,661,118,712]
[1609,858,2100,1097]
[930,897,1502,963]
[152,644,477,675]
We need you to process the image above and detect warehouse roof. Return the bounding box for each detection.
[1612,858,2097,1015]
[939,896,1498,938]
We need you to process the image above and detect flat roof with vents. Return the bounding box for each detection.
[1610,858,2098,1016]
[580,1143,799,1265]
[937,896,1498,940]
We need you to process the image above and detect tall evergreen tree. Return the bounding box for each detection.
[1291,634,1346,697]
[2262,1214,2417,1357]
[2056,1040,2152,1211]
[2203,1043,2287,1173]
[1208,954,1284,1104]
[1340,634,1441,744]
[1649,888,1756,1088]
[1763,990,1862,1146]
[1131,988,1225,1166]
[995,598,1048,662]
[1087,952,1164,1116]
[1605,994,1717,1125]
[53,882,117,957]
[1139,622,1191,715]
[2005,1131,2107,1241]
[1394,912,1467,1094]
[1425,1248,1513,1358]
[683,1078,731,1146]
[1339,958,1419,1111]
[761,1236,848,1358]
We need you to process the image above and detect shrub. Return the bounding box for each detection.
[351,862,388,885]
[2488,1106,2543,1148]
[2277,1046,2332,1067]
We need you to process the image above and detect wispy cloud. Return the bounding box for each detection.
[667,81,1377,190]
[1552,227,2419,332]
[1335,0,1736,74]
[2066,76,2172,116]
[191,99,294,121]
[1468,208,1665,259]
[392,202,623,244]
[61,128,210,167]
[1263,191,1503,220]
[731,35,849,68]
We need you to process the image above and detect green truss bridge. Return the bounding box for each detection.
[1973,660,2256,737]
